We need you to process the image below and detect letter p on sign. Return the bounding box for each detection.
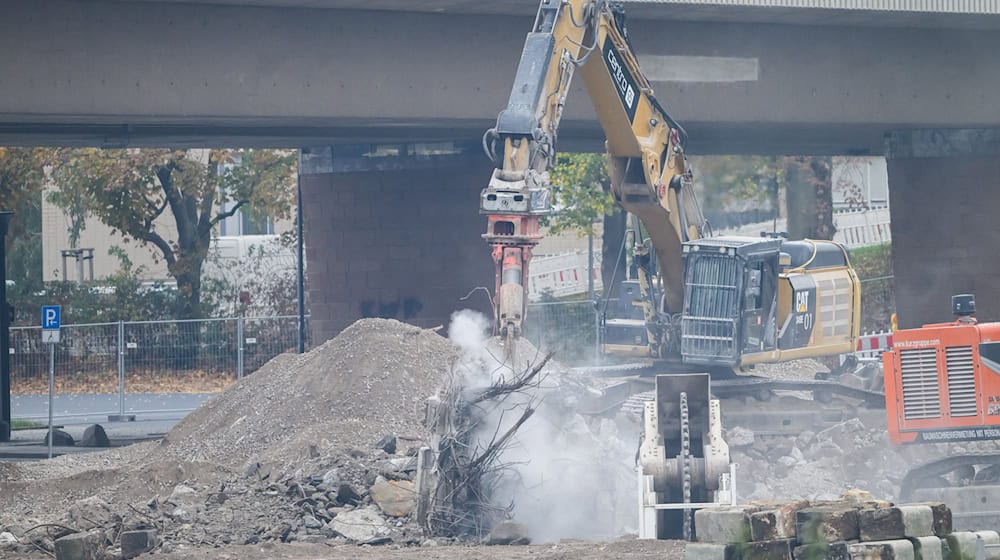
[42,306,61,330]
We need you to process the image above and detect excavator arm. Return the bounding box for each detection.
[481,0,707,349]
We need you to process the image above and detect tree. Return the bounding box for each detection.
[49,149,297,321]
[547,153,628,298]
[0,148,50,298]
[689,155,782,227]
[547,153,615,236]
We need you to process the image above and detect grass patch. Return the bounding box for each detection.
[10,418,46,430]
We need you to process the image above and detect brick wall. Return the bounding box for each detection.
[888,156,1000,328]
[301,157,495,344]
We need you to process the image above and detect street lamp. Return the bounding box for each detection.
[0,211,13,441]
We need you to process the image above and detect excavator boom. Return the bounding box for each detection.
[480,1,704,348]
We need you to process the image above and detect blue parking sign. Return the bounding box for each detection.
[42,305,61,330]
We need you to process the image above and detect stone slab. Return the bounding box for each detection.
[696,507,752,544]
[859,508,905,542]
[909,503,951,538]
[686,540,794,560]
[849,540,916,560]
[750,500,810,541]
[796,507,860,544]
[944,532,977,560]
[899,506,934,538]
[794,541,851,560]
[54,531,104,560]
[908,536,942,560]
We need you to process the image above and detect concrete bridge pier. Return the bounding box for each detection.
[300,144,494,345]
[887,129,1000,328]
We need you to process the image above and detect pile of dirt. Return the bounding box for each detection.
[162,318,457,470]
[0,318,462,557]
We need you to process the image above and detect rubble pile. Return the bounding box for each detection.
[0,319,460,557]
[729,403,1000,504]
[688,492,998,560]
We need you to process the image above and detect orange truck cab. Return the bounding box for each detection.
[884,295,1000,445]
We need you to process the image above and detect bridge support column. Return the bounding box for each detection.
[886,129,1000,328]
[299,144,494,345]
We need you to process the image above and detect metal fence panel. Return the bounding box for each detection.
[524,301,600,366]
[7,315,311,422]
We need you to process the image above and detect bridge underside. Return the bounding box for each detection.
[2,2,999,337]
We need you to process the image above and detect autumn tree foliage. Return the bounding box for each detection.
[49,149,296,320]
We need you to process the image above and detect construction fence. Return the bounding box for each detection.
[8,316,307,417]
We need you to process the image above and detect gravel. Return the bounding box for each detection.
[0,318,459,553]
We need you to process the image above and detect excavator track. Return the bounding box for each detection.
[898,452,1000,502]
[576,364,888,445]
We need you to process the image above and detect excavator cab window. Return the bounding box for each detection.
[741,257,778,354]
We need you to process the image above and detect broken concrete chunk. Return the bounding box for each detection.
[796,507,859,544]
[750,501,810,540]
[53,530,104,560]
[815,418,866,449]
[0,532,16,547]
[908,536,942,560]
[695,507,752,544]
[67,496,120,531]
[849,540,916,560]
[898,506,933,538]
[329,506,387,542]
[79,424,110,447]
[121,529,159,559]
[369,479,415,517]
[486,521,531,545]
[909,503,952,538]
[793,541,850,560]
[375,433,397,455]
[336,483,362,506]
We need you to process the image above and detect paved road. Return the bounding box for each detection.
[8,392,216,441]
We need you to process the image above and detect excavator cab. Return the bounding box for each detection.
[680,237,782,367]
[603,235,860,369]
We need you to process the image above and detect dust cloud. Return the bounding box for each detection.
[447,310,638,543]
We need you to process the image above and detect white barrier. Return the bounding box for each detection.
[714,207,891,249]
[528,251,602,301]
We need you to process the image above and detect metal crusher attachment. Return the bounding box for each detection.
[637,373,734,540]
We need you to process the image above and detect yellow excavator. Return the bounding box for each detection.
[478,0,869,539]
[480,0,860,373]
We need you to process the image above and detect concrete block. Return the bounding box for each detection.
[121,529,159,559]
[695,507,751,544]
[908,536,942,560]
[975,532,1000,560]
[797,507,860,544]
[909,503,952,538]
[54,531,104,560]
[686,540,794,560]
[686,543,737,560]
[859,508,906,542]
[794,541,851,560]
[899,506,934,538]
[750,500,810,540]
[849,540,916,560]
[945,532,977,560]
[739,539,795,560]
